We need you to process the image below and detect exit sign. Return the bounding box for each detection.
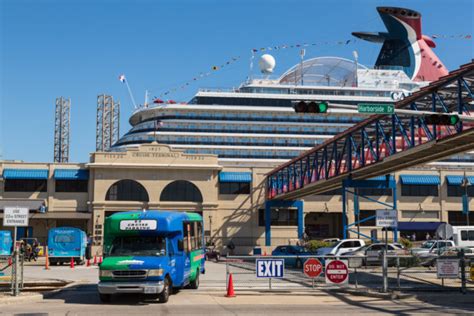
[358,103,395,114]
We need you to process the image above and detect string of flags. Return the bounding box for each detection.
[251,39,355,53]
[431,34,472,39]
[148,34,471,102]
[152,56,241,100]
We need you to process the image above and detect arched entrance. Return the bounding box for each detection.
[160,180,203,203]
[105,179,149,202]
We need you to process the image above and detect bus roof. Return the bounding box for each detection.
[105,211,202,235]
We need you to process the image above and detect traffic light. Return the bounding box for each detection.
[423,114,460,125]
[293,101,328,113]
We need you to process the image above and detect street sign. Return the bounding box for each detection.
[325,259,349,285]
[376,209,398,228]
[358,103,395,114]
[303,258,323,278]
[256,259,284,278]
[437,258,459,279]
[3,207,29,227]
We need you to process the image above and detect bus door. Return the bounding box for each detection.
[182,223,193,284]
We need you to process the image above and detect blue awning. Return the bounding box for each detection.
[398,221,443,231]
[400,174,440,185]
[446,175,474,186]
[219,172,252,183]
[54,169,89,180]
[3,169,49,180]
[369,175,395,181]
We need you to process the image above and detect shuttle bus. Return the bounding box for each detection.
[48,227,88,265]
[98,210,205,303]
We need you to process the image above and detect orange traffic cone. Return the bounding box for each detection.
[44,247,50,270]
[86,259,90,267]
[70,257,75,269]
[93,255,97,265]
[225,273,236,297]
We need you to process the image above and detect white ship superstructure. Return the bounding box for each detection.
[114,57,428,166]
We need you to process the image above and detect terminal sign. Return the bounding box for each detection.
[358,103,395,114]
[3,207,29,227]
[376,210,398,228]
[256,259,284,278]
[120,220,157,231]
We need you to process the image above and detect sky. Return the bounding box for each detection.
[1,0,473,163]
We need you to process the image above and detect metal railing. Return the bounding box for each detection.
[224,252,473,293]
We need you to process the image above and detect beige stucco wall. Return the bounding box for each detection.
[2,143,474,254]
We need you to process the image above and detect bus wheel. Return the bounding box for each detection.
[189,270,200,289]
[99,293,111,303]
[158,277,171,303]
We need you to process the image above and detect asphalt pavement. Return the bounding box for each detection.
[0,259,472,315]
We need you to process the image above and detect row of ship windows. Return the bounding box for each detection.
[136,114,361,127]
[239,87,392,97]
[118,136,322,147]
[194,96,386,107]
[130,122,347,135]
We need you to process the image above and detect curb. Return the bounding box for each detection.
[0,280,75,305]
[0,293,44,305]
[329,288,415,300]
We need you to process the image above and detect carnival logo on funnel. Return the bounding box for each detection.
[117,260,144,265]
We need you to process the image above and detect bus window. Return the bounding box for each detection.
[461,231,468,241]
[190,223,196,250]
[196,222,203,248]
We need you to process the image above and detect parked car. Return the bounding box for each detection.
[272,245,315,268]
[323,238,340,243]
[411,240,455,258]
[345,243,407,265]
[420,246,473,267]
[316,239,366,257]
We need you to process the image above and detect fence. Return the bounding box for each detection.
[0,252,24,296]
[225,252,473,293]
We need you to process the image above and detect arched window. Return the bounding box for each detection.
[160,180,203,203]
[106,180,149,202]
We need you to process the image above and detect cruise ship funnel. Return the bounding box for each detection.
[353,6,449,82]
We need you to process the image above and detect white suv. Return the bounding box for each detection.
[316,239,366,256]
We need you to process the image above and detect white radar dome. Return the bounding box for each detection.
[258,54,276,74]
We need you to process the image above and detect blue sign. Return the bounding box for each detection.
[256,259,284,278]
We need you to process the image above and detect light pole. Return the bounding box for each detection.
[461,172,470,226]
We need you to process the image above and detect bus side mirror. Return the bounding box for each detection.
[178,240,184,252]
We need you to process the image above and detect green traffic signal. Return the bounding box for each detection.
[424,114,460,125]
[293,101,328,113]
[449,114,460,125]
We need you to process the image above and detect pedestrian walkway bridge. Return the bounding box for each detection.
[267,60,474,200]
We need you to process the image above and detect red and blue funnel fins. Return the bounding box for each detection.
[353,7,448,82]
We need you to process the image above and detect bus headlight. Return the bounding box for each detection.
[147,269,164,277]
[99,270,113,277]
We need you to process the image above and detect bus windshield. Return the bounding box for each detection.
[54,235,75,243]
[108,236,166,257]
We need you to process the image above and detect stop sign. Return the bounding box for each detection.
[303,258,323,278]
[325,259,349,284]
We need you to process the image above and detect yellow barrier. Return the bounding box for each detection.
[470,265,474,281]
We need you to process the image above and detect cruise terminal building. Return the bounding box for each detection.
[1,142,473,255]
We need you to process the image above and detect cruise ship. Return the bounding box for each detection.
[113,7,453,167]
